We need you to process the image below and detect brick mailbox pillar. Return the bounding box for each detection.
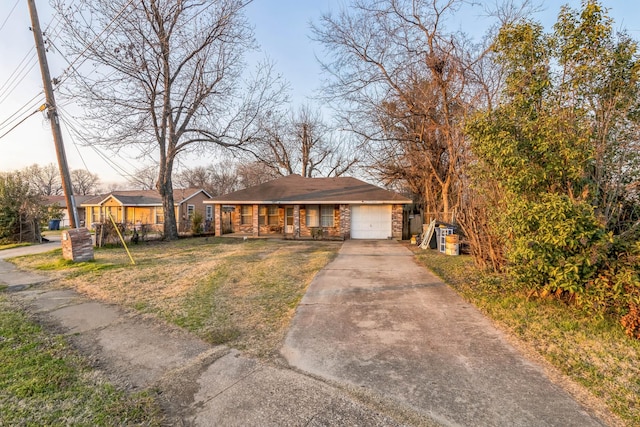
[61,228,94,262]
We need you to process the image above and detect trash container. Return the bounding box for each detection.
[445,234,459,256]
[48,219,61,230]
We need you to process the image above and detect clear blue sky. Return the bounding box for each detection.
[0,1,638,186]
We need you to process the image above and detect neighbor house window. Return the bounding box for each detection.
[92,207,100,223]
[321,205,334,227]
[306,205,319,227]
[156,207,164,224]
[187,204,195,220]
[205,205,213,221]
[241,205,252,225]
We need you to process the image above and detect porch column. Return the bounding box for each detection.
[293,205,300,239]
[214,204,222,236]
[252,204,259,236]
[392,204,403,239]
[340,204,351,240]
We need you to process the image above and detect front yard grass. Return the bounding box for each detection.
[0,293,162,426]
[10,237,340,357]
[413,248,640,427]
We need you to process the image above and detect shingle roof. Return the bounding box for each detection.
[207,175,411,204]
[81,188,208,207]
[43,195,95,208]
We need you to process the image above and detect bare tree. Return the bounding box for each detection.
[129,165,158,190]
[71,169,101,195]
[313,0,493,213]
[236,161,280,188]
[247,104,357,178]
[54,0,286,239]
[174,163,240,196]
[21,163,62,196]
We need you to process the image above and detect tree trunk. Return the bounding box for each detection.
[158,160,179,240]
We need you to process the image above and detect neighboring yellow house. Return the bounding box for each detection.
[81,188,212,232]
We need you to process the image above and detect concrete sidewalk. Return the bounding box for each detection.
[281,240,608,427]
[0,240,60,260]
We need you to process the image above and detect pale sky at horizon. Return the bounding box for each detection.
[0,0,638,187]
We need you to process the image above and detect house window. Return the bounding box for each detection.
[268,206,279,225]
[258,206,267,225]
[306,205,319,227]
[241,205,252,225]
[187,204,195,220]
[156,207,164,224]
[259,206,279,225]
[205,205,213,221]
[321,205,334,227]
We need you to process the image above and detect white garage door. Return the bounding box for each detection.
[351,205,392,239]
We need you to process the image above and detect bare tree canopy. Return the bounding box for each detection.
[21,163,62,196]
[130,165,158,190]
[71,169,101,195]
[313,0,501,212]
[54,0,286,239]
[246,104,358,178]
[174,163,240,196]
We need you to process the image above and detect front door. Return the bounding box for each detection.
[285,207,294,234]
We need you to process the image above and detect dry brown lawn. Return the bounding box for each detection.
[11,237,341,357]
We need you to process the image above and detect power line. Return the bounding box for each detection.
[0,104,45,140]
[53,0,138,90]
[0,55,39,104]
[0,9,63,103]
[0,47,36,96]
[0,0,20,35]
[57,104,139,182]
[0,91,44,130]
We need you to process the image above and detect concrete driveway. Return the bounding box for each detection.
[282,240,606,426]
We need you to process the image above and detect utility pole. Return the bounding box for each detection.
[27,0,79,228]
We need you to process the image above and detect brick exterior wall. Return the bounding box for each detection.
[297,205,343,239]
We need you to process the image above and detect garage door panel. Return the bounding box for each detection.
[351,205,392,239]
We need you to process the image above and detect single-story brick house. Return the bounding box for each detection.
[205,175,412,240]
[81,188,212,232]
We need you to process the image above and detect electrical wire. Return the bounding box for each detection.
[0,91,44,130]
[0,10,63,107]
[57,104,139,182]
[0,47,36,97]
[0,104,45,140]
[0,55,39,104]
[53,0,138,90]
[0,0,20,35]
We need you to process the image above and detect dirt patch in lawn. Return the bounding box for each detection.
[10,237,341,358]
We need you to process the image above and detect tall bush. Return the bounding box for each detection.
[466,1,640,337]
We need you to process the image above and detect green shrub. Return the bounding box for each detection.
[503,193,609,297]
[190,211,204,235]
